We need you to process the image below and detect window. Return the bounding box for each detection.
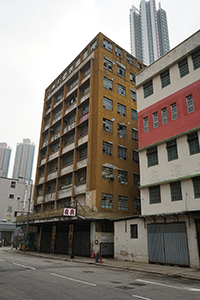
[192,49,200,70]
[161,107,168,124]
[69,65,73,74]
[143,80,153,98]
[149,185,161,204]
[118,124,127,138]
[49,160,58,172]
[101,221,114,232]
[117,103,126,116]
[79,144,87,159]
[171,103,178,120]
[130,224,138,238]
[192,176,200,198]
[103,97,113,111]
[144,117,149,132]
[118,196,128,211]
[170,181,182,201]
[103,118,113,133]
[127,54,133,64]
[63,152,74,166]
[115,46,122,57]
[147,146,158,167]
[9,194,14,199]
[62,71,67,81]
[166,139,178,161]
[187,132,200,155]
[133,173,140,186]
[17,196,21,201]
[130,73,135,83]
[153,112,158,128]
[178,58,189,78]
[186,94,194,113]
[104,58,113,71]
[83,49,88,60]
[77,168,86,184]
[69,78,78,90]
[103,77,113,90]
[64,130,75,145]
[118,146,127,160]
[132,129,138,141]
[90,40,97,52]
[80,122,88,136]
[60,173,72,188]
[10,181,16,188]
[103,141,113,156]
[102,193,113,209]
[75,57,80,68]
[160,69,170,88]
[131,90,137,101]
[117,84,126,96]
[82,84,90,95]
[138,62,142,69]
[67,94,77,108]
[117,66,125,78]
[102,166,114,180]
[118,170,128,184]
[103,39,112,51]
[134,198,141,213]
[132,150,139,163]
[131,109,137,121]
[60,197,71,208]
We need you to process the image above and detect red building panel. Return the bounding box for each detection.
[138,80,200,149]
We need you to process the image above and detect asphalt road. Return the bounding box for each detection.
[0,250,200,300]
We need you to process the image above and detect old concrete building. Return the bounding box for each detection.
[16,33,145,256]
[114,30,200,268]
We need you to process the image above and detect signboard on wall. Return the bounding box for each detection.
[63,208,76,217]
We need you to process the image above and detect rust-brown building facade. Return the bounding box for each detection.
[17,33,145,256]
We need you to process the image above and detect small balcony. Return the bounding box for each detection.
[52,114,62,125]
[50,132,61,143]
[60,164,73,176]
[58,186,72,199]
[47,171,57,181]
[48,150,59,161]
[45,192,56,202]
[37,195,44,204]
[78,134,88,147]
[40,157,46,166]
[38,176,44,184]
[74,183,86,195]
[80,92,90,104]
[65,102,77,115]
[76,158,87,170]
[63,122,76,135]
[62,142,75,154]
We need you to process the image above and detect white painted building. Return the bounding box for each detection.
[114,30,200,268]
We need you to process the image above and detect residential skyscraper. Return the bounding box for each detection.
[130,0,170,65]
[12,139,35,184]
[0,143,11,178]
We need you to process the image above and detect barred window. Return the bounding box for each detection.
[103,77,113,90]
[186,94,194,113]
[49,160,58,172]
[149,185,161,204]
[170,181,182,201]
[127,54,133,64]
[103,141,113,156]
[117,103,126,116]
[132,150,139,163]
[153,112,158,128]
[132,129,138,141]
[103,118,113,133]
[178,58,189,78]
[187,132,200,155]
[130,73,135,83]
[171,103,178,120]
[117,84,126,97]
[131,90,137,101]
[83,49,88,60]
[69,78,78,90]
[118,124,127,138]
[134,198,141,213]
[63,151,74,166]
[60,173,72,188]
[103,97,113,111]
[147,146,158,167]
[67,94,77,108]
[64,130,75,145]
[75,57,80,67]
[115,46,122,57]
[118,146,127,160]
[117,66,125,78]
[118,196,128,211]
[133,173,140,186]
[104,58,113,71]
[77,168,86,183]
[192,176,200,198]
[144,117,149,132]
[192,49,200,70]
[118,170,128,184]
[143,80,153,98]
[131,109,137,121]
[80,122,88,137]
[102,166,113,180]
[78,144,87,159]
[64,111,76,125]
[160,69,170,88]
[161,107,168,124]
[102,193,113,209]
[166,139,178,161]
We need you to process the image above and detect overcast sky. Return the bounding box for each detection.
[0,0,199,180]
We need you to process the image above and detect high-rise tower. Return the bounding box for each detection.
[0,142,11,177]
[130,0,170,65]
[12,139,35,184]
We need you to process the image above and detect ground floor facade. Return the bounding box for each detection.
[114,212,200,268]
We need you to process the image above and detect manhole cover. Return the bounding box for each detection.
[116,286,134,290]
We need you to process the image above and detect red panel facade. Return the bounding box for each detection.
[138,80,200,149]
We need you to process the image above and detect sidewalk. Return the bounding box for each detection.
[2,247,200,282]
